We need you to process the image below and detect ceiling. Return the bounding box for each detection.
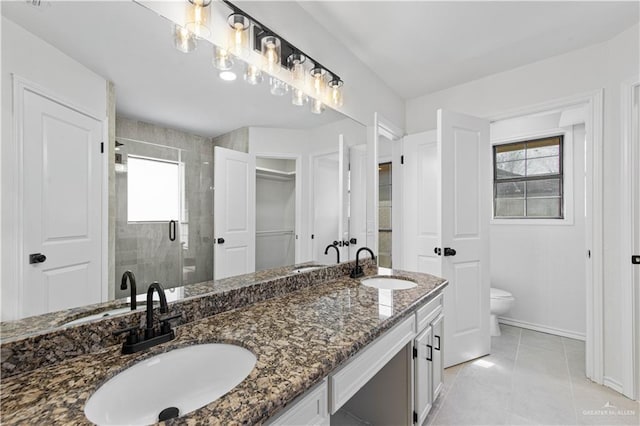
[1,1,346,138]
[299,1,640,99]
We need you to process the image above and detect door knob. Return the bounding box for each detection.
[434,247,442,256]
[633,255,640,265]
[443,247,456,256]
[216,238,225,244]
[29,253,47,264]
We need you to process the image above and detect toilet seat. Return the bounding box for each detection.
[490,288,513,299]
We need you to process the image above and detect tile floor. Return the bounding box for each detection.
[426,325,640,425]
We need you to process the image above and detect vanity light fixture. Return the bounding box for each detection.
[244,63,264,85]
[227,13,250,58]
[310,98,325,115]
[261,35,281,75]
[310,66,327,99]
[212,45,234,71]
[185,0,212,38]
[173,24,197,53]
[328,76,344,107]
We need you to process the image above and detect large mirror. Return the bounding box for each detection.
[0,0,367,335]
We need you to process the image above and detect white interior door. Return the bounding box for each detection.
[22,88,103,317]
[438,109,491,367]
[213,146,255,279]
[401,130,440,276]
[348,144,367,261]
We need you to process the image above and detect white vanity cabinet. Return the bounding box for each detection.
[413,294,444,425]
[268,292,445,426]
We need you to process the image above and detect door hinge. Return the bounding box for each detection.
[412,346,418,358]
[413,411,418,423]
[401,155,404,165]
[588,249,591,259]
[100,142,104,153]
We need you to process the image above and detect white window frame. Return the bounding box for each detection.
[491,127,575,226]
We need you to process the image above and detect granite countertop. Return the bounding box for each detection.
[0,267,447,425]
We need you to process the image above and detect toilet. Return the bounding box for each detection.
[490,287,515,336]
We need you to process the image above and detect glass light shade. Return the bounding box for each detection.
[291,88,308,106]
[328,78,344,107]
[287,53,306,83]
[244,63,263,85]
[185,0,211,38]
[212,45,234,71]
[227,13,250,58]
[310,67,327,98]
[173,24,196,53]
[310,98,325,114]
[261,35,281,74]
[269,77,289,96]
[244,63,264,86]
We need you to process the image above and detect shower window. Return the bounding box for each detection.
[127,155,180,222]
[493,136,564,219]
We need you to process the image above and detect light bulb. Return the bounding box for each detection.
[310,67,326,98]
[261,35,281,74]
[310,98,325,114]
[328,78,344,107]
[185,0,211,38]
[173,24,196,53]
[227,13,249,58]
[244,63,263,85]
[213,45,233,71]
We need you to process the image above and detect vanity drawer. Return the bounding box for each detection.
[268,378,329,426]
[416,293,443,332]
[328,315,416,414]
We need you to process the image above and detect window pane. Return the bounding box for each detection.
[496,142,525,162]
[495,199,525,217]
[526,137,560,159]
[496,160,525,179]
[128,156,180,222]
[526,198,561,217]
[379,185,391,203]
[379,206,391,229]
[527,157,559,176]
[527,179,560,197]
[496,181,525,198]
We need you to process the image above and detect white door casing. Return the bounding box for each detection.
[338,135,350,261]
[21,88,104,317]
[348,144,367,261]
[312,151,340,263]
[439,109,491,367]
[213,147,255,280]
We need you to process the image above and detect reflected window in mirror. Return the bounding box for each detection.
[378,162,392,268]
[127,156,181,223]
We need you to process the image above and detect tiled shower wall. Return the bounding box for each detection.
[113,116,214,298]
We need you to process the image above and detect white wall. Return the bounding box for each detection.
[1,17,108,320]
[406,24,640,388]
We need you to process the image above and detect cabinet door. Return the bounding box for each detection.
[431,314,444,401]
[414,326,433,425]
[268,379,328,425]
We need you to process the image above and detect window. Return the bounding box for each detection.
[493,136,563,219]
[127,156,180,222]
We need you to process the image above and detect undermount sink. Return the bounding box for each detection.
[361,277,417,290]
[84,344,256,425]
[291,266,322,273]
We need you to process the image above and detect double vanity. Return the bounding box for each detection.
[1,259,446,425]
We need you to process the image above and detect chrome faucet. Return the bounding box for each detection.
[113,281,181,354]
[350,247,376,279]
[324,244,340,264]
[120,271,137,311]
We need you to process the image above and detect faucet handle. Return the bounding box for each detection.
[159,313,182,335]
[113,325,140,345]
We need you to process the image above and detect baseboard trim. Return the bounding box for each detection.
[603,376,624,393]
[498,317,586,341]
